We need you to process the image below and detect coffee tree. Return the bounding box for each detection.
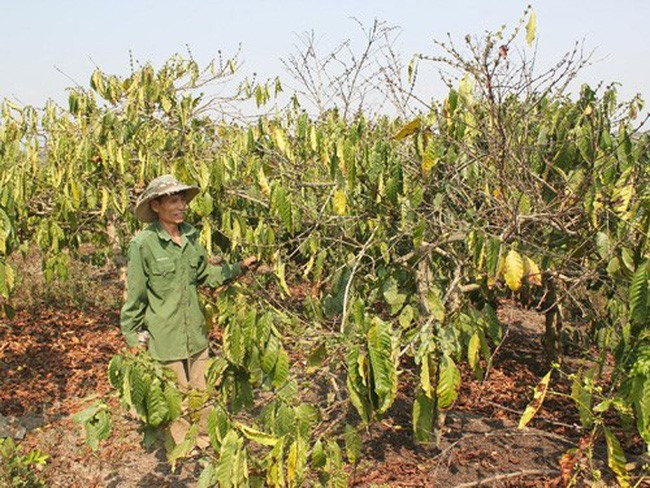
[2,9,648,485]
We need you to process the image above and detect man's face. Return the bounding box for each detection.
[150,192,188,226]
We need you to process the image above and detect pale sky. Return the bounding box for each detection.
[2,1,649,112]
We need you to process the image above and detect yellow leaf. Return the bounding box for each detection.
[504,250,524,291]
[234,422,279,447]
[257,167,271,197]
[273,126,288,155]
[161,97,172,113]
[333,189,347,216]
[393,118,421,140]
[100,188,109,218]
[523,256,542,286]
[421,143,437,176]
[519,370,551,429]
[309,125,317,151]
[526,10,537,47]
[357,353,368,387]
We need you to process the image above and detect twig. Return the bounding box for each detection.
[479,325,510,388]
[429,428,574,477]
[340,227,377,333]
[483,400,580,431]
[452,469,558,487]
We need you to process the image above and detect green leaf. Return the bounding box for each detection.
[631,375,650,450]
[621,247,635,273]
[0,209,11,254]
[485,237,501,282]
[275,402,296,436]
[312,439,326,469]
[629,260,648,325]
[483,304,501,343]
[346,346,372,423]
[73,402,105,425]
[146,381,169,427]
[272,349,289,387]
[603,426,630,488]
[382,277,406,313]
[426,289,445,322]
[398,305,414,328]
[413,391,435,444]
[215,430,239,486]
[261,335,280,373]
[86,409,112,451]
[436,354,460,409]
[367,318,398,413]
[74,402,112,451]
[596,232,610,259]
[208,406,230,450]
[197,464,216,488]
[271,185,292,232]
[129,367,148,415]
[164,384,182,421]
[571,369,594,428]
[107,355,124,389]
[519,370,552,429]
[344,424,361,464]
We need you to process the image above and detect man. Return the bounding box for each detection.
[120,174,258,448]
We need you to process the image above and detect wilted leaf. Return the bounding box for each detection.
[604,427,630,488]
[393,118,421,140]
[523,256,542,286]
[526,10,537,46]
[504,249,525,291]
[519,370,552,429]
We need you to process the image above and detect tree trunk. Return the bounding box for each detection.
[106,216,127,300]
[415,257,445,448]
[543,276,563,365]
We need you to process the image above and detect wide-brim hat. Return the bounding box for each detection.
[135,174,200,222]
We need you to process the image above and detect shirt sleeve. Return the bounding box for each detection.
[120,241,148,347]
[196,245,243,288]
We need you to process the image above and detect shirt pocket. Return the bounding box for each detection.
[188,254,201,284]
[149,260,176,294]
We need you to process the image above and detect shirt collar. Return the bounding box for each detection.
[151,220,197,242]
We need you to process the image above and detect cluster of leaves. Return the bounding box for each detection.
[0,437,49,488]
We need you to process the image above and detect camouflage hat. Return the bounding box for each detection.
[135,174,200,222]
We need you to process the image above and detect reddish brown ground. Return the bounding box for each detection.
[1,308,122,417]
[1,301,646,487]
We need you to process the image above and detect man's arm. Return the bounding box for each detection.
[196,247,257,288]
[120,241,148,348]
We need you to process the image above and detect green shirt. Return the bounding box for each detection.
[120,220,242,361]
